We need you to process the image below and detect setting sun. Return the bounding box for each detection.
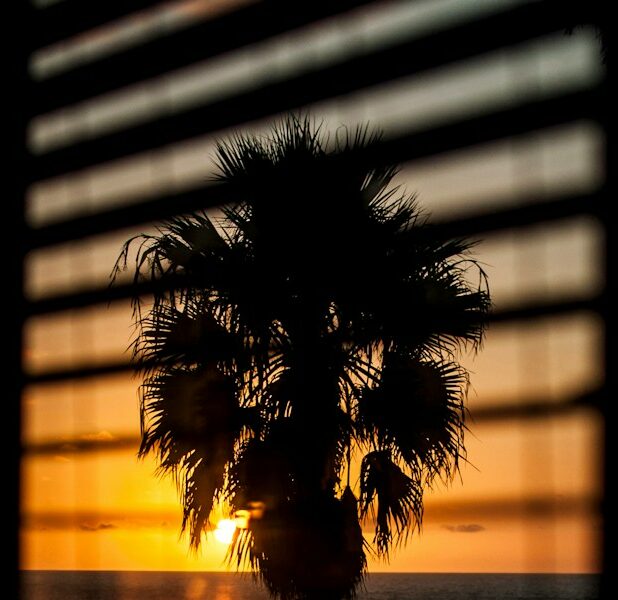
[213,519,236,545]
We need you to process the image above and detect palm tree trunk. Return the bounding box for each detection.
[289,295,340,498]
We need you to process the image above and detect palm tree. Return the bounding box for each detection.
[114,116,490,600]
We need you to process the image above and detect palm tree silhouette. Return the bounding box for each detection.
[114,116,490,600]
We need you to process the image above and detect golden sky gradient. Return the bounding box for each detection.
[21,327,603,572]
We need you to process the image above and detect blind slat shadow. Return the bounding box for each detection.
[28,1,599,183]
[28,88,601,247]
[25,297,600,385]
[31,0,378,111]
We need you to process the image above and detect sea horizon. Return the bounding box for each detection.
[21,570,601,600]
[20,568,599,574]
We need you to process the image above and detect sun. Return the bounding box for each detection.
[213,519,237,545]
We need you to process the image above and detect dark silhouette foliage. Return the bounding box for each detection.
[114,116,490,599]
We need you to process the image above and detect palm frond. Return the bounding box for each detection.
[357,356,468,485]
[359,450,423,557]
[139,365,254,548]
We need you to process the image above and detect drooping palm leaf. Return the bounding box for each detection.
[359,450,423,557]
[139,364,254,547]
[357,356,469,484]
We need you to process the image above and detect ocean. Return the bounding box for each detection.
[21,571,599,600]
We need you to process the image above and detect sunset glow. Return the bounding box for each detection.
[213,520,237,545]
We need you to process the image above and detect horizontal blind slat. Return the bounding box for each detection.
[31,0,380,113]
[28,0,595,183]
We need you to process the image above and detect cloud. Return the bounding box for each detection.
[24,433,137,457]
[442,523,486,533]
[24,511,179,531]
[79,523,116,532]
[79,431,115,442]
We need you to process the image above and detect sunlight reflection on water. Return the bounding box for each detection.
[184,575,207,600]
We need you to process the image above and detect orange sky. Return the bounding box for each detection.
[21,315,603,572]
